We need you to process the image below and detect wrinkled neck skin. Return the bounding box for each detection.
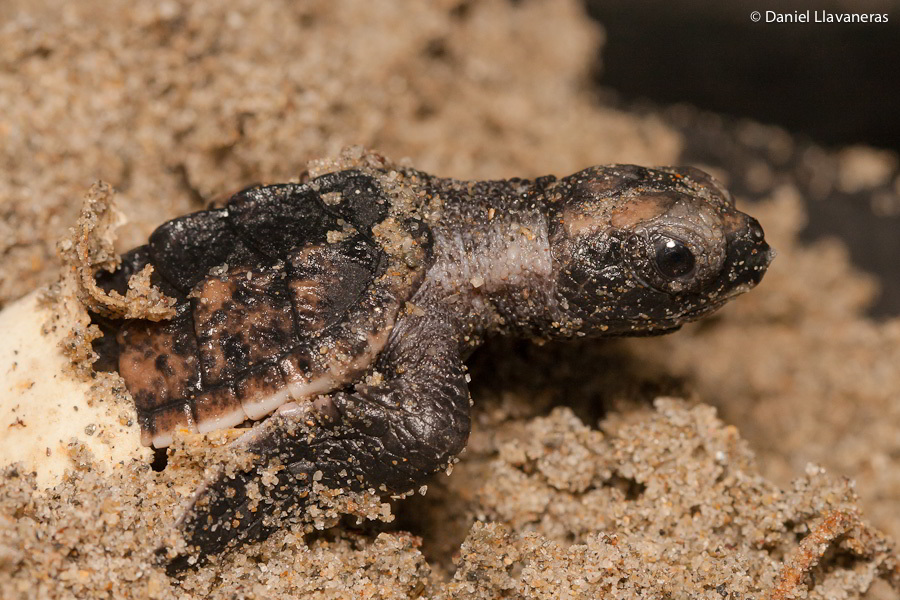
[410,174,559,354]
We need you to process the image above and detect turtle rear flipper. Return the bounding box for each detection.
[165,310,471,573]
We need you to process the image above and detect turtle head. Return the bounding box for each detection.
[545,164,774,337]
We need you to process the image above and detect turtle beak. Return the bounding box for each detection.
[744,219,774,287]
[723,215,775,289]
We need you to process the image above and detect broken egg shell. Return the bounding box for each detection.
[0,290,151,488]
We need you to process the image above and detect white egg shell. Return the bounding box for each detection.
[0,290,150,488]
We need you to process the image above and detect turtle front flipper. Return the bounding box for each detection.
[165,310,470,573]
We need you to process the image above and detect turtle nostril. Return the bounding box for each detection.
[748,218,765,242]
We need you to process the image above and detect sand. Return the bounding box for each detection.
[1,1,899,598]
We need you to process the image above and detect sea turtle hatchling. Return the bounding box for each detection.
[92,159,774,569]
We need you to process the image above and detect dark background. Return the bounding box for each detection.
[585,0,900,316]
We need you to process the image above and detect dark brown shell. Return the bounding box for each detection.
[98,171,433,447]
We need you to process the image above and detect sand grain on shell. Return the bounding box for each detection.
[1,0,899,598]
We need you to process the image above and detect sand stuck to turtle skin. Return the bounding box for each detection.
[1,1,900,599]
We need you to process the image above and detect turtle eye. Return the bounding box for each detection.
[653,236,695,279]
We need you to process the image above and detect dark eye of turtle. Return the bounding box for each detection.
[653,236,695,279]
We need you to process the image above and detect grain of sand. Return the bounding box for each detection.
[1,1,899,598]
